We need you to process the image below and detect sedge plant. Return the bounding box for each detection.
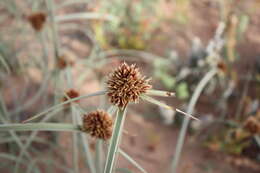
[0,62,199,173]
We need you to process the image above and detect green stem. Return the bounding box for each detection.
[104,107,127,173]
[23,90,106,123]
[75,111,96,173]
[146,89,175,97]
[0,123,80,132]
[171,69,217,173]
[72,106,79,173]
[14,108,62,173]
[96,139,103,173]
[46,0,60,60]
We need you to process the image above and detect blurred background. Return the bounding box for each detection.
[0,0,259,173]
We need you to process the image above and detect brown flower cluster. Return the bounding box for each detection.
[82,110,113,140]
[217,61,227,73]
[243,116,260,135]
[27,12,46,31]
[57,55,74,70]
[107,62,151,108]
[63,89,80,103]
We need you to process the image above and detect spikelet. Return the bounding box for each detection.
[27,12,46,31]
[62,89,80,105]
[82,110,113,140]
[107,62,151,108]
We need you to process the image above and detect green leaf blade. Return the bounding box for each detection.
[104,107,127,173]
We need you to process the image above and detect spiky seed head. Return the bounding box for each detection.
[57,55,74,70]
[62,89,80,103]
[217,61,227,73]
[27,12,46,31]
[244,116,260,135]
[107,62,152,108]
[82,110,113,140]
[57,57,67,69]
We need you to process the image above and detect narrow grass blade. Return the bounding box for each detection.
[72,106,79,173]
[142,92,199,121]
[146,89,175,97]
[46,0,60,59]
[0,101,39,172]
[14,108,62,173]
[175,109,200,121]
[96,139,103,173]
[107,105,118,117]
[0,115,33,160]
[255,135,260,147]
[81,133,97,173]
[140,95,172,110]
[118,149,147,173]
[26,158,73,173]
[0,154,23,172]
[99,49,166,62]
[115,168,132,173]
[0,93,9,119]
[75,110,96,173]
[56,0,90,9]
[0,136,56,148]
[0,123,80,132]
[55,13,117,22]
[171,69,217,173]
[23,90,106,123]
[0,54,11,74]
[11,73,50,115]
[0,153,26,164]
[104,107,127,173]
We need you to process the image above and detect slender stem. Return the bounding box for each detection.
[99,49,166,63]
[72,106,79,173]
[146,89,175,97]
[171,69,217,173]
[75,111,97,173]
[104,107,127,173]
[235,71,252,120]
[118,149,147,173]
[45,0,60,60]
[23,90,106,123]
[55,12,117,22]
[96,139,103,173]
[10,73,50,115]
[14,108,62,173]
[55,0,91,10]
[39,31,49,70]
[255,135,260,147]
[0,54,11,74]
[0,103,40,172]
[0,123,80,132]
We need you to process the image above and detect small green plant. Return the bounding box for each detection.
[92,0,159,50]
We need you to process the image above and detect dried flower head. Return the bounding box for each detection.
[82,110,113,140]
[107,62,151,108]
[57,55,74,70]
[62,89,80,103]
[217,61,227,73]
[243,116,260,135]
[27,12,46,31]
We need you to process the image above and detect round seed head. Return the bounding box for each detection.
[244,116,260,135]
[27,12,46,31]
[217,61,227,73]
[57,55,74,70]
[82,110,113,140]
[57,56,68,70]
[63,89,80,103]
[107,62,152,108]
